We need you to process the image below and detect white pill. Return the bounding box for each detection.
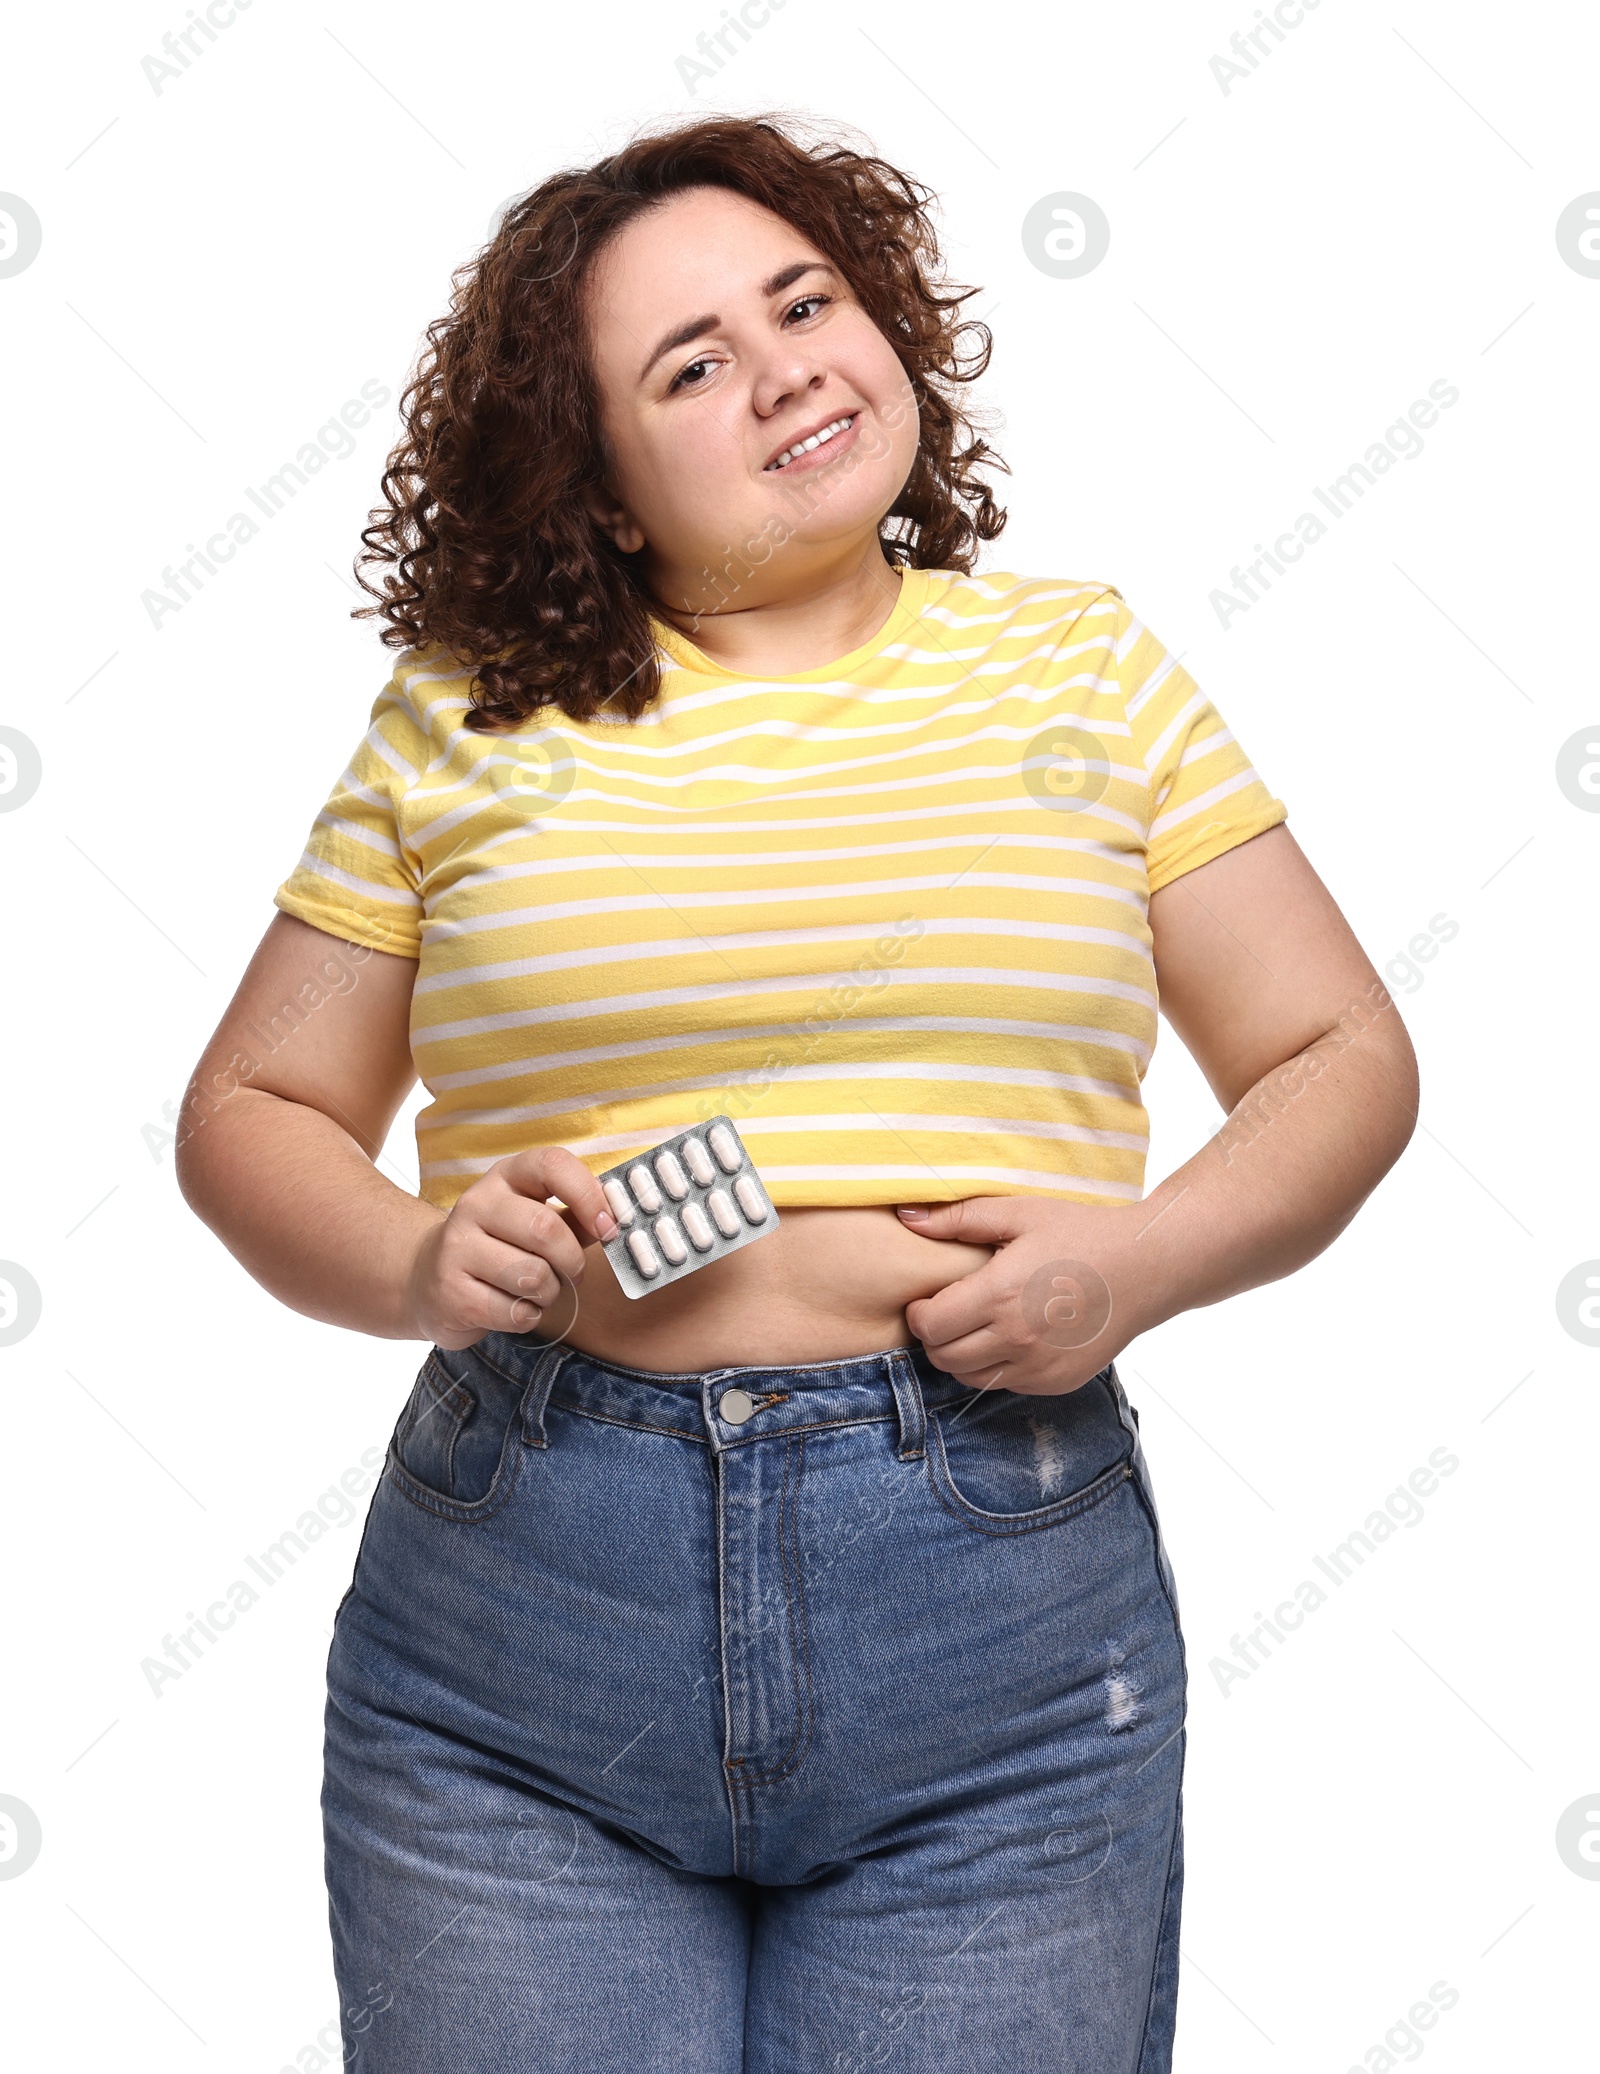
[708,1123,743,1173]
[707,1187,739,1238]
[627,1164,662,1212]
[681,1136,715,1186]
[654,1216,688,1265]
[602,1178,635,1227]
[653,1150,689,1200]
[681,1202,715,1251]
[626,1230,660,1278]
[733,1175,768,1224]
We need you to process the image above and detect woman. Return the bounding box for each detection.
[177,113,1417,2072]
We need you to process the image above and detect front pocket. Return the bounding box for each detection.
[387,1345,527,1519]
[925,1367,1134,1535]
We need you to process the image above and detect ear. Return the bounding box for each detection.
[582,486,646,557]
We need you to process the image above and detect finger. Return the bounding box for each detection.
[475,1181,592,1285]
[905,1273,997,1349]
[918,1324,1016,1376]
[434,1276,557,1348]
[495,1146,621,1245]
[922,1340,1014,1394]
[928,1330,1101,1396]
[461,1232,569,1311]
[548,1196,624,1254]
[895,1196,1022,1246]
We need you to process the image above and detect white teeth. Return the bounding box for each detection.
[766,415,854,471]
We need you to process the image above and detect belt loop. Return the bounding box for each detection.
[519,1341,569,1450]
[887,1346,926,1461]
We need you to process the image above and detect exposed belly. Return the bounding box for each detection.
[552,1205,996,1372]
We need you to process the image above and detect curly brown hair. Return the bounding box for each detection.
[352,110,1008,730]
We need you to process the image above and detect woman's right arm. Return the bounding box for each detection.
[174,912,617,1347]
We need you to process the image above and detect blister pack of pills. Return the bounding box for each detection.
[596,1116,780,1299]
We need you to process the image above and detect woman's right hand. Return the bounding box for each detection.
[402,1148,620,1350]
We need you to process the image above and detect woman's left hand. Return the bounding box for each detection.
[895,1196,1173,1396]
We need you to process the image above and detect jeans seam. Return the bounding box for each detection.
[440,1385,464,1494]
[465,1339,532,1391]
[1134,1745,1187,2071]
[889,1346,928,1459]
[547,1396,708,1446]
[720,1411,894,1447]
[539,1344,922,1387]
[548,1401,909,1446]
[1126,1457,1187,1642]
[733,1433,816,1790]
[331,1479,382,1628]
[715,1437,744,1877]
[398,1357,467,1465]
[423,1353,474,1421]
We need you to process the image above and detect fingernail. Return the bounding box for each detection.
[897,1205,929,1221]
[597,1211,618,1239]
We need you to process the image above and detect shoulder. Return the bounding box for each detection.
[390,644,475,718]
[377,646,478,750]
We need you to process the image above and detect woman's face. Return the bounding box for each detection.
[581,184,921,617]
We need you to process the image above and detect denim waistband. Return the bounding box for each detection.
[464,1328,1113,1461]
[468,1330,975,1459]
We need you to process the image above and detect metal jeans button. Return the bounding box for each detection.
[718,1387,756,1426]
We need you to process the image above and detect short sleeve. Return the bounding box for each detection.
[272,675,426,958]
[1109,592,1289,894]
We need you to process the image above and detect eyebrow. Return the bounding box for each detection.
[637,260,834,384]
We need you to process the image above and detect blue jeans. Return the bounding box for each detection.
[324,1332,1188,2071]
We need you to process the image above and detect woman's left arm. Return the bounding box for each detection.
[899,825,1420,1391]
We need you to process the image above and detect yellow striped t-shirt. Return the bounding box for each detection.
[272,568,1288,1212]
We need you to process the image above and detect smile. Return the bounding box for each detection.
[763,413,859,472]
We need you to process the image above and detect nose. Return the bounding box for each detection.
[751,351,828,433]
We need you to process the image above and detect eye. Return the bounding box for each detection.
[785,292,833,324]
[665,294,835,394]
[667,355,716,394]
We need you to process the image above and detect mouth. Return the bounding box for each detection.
[762,410,861,473]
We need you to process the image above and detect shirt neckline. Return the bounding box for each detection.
[648,563,934,684]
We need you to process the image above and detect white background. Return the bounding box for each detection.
[1,0,1596,2066]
